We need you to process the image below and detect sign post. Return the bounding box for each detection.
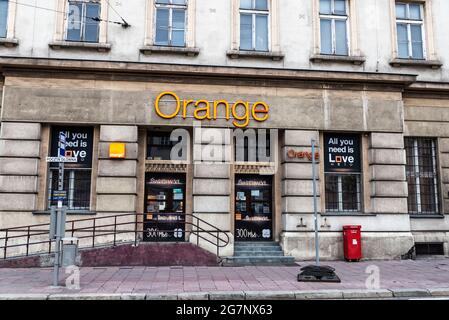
[311,139,320,266]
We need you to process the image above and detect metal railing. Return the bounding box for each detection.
[0,213,230,262]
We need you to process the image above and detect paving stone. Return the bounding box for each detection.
[429,288,449,297]
[48,293,122,300]
[295,290,344,300]
[341,289,393,299]
[0,294,49,300]
[391,289,431,298]
[145,293,178,300]
[209,291,245,300]
[178,292,209,300]
[245,291,296,300]
[121,293,146,300]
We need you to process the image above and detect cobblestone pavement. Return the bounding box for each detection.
[0,258,448,295]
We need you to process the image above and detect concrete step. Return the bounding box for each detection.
[234,246,282,252]
[223,255,296,266]
[234,242,279,247]
[234,250,284,257]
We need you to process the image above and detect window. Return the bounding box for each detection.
[155,0,187,47]
[324,133,362,213]
[66,0,101,43]
[234,129,271,162]
[147,131,184,160]
[239,0,269,51]
[0,0,8,38]
[405,138,440,215]
[319,0,349,55]
[47,127,94,211]
[395,2,425,59]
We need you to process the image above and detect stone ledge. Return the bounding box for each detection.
[49,41,111,52]
[0,38,19,47]
[227,50,284,61]
[390,288,431,298]
[389,58,443,69]
[140,45,200,56]
[310,54,366,65]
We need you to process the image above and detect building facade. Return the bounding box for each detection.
[0,0,449,260]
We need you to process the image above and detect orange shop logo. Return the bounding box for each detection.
[287,149,319,161]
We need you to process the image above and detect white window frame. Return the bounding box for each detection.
[154,0,188,47]
[0,0,17,40]
[395,2,426,59]
[239,0,270,51]
[64,0,101,43]
[319,0,350,56]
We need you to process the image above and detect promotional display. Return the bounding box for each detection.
[235,175,272,241]
[324,133,361,173]
[143,173,186,242]
[50,126,93,168]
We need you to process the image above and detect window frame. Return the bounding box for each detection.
[405,137,440,215]
[65,0,101,43]
[319,0,350,56]
[154,0,188,47]
[395,2,426,59]
[325,172,362,213]
[239,0,271,52]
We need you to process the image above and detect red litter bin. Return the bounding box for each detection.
[343,225,362,262]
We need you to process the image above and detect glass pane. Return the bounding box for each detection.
[84,3,100,42]
[320,0,332,14]
[255,0,268,10]
[240,0,252,9]
[240,14,252,50]
[67,2,82,41]
[397,23,409,58]
[395,3,406,19]
[335,19,348,55]
[172,9,185,29]
[410,24,423,59]
[255,14,268,51]
[156,0,169,3]
[155,8,169,45]
[409,4,421,20]
[420,177,437,213]
[72,170,92,209]
[334,0,346,15]
[341,175,360,211]
[320,19,332,54]
[325,175,339,212]
[172,29,185,46]
[172,0,186,4]
[0,0,8,38]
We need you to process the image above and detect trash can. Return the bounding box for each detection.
[343,225,362,261]
[60,237,79,267]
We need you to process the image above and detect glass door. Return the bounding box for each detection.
[235,175,273,241]
[143,173,186,242]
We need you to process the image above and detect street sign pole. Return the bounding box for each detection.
[311,139,320,266]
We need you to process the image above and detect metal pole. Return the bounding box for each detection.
[311,139,320,266]
[53,161,64,287]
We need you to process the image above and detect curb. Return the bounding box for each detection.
[0,288,447,300]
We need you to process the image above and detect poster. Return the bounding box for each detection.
[50,126,93,168]
[324,133,361,173]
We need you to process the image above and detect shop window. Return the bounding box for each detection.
[319,0,349,55]
[395,2,425,59]
[66,0,101,43]
[239,0,269,51]
[405,138,440,215]
[147,131,184,161]
[324,133,362,213]
[155,0,187,47]
[47,127,94,211]
[0,0,8,38]
[234,129,271,162]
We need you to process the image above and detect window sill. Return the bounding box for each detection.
[226,50,284,61]
[310,54,366,65]
[410,214,445,219]
[389,58,442,69]
[140,45,200,56]
[321,213,376,217]
[0,38,19,47]
[49,41,111,52]
[33,210,97,216]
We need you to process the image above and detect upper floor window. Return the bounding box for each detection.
[395,2,425,59]
[147,131,185,161]
[405,138,440,215]
[155,0,187,47]
[239,0,269,51]
[66,0,101,43]
[319,0,349,55]
[0,0,8,38]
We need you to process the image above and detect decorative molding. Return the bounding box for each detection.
[145,161,188,173]
[234,163,276,175]
[310,54,365,65]
[49,41,111,52]
[140,45,200,56]
[226,50,284,61]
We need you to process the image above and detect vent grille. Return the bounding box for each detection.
[415,243,445,256]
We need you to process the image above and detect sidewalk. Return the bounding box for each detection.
[0,258,448,299]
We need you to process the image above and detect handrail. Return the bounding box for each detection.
[0,213,230,261]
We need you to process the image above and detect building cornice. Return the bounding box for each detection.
[0,56,417,89]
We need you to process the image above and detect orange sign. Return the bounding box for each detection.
[287,149,319,161]
[109,143,126,159]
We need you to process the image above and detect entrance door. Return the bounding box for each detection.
[143,173,186,242]
[234,175,273,241]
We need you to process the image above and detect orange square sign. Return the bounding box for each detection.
[109,143,126,159]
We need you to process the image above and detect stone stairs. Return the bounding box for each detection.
[223,242,296,266]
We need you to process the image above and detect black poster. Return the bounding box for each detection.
[50,126,93,168]
[324,133,361,173]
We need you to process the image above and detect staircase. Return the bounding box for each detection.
[223,242,296,266]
